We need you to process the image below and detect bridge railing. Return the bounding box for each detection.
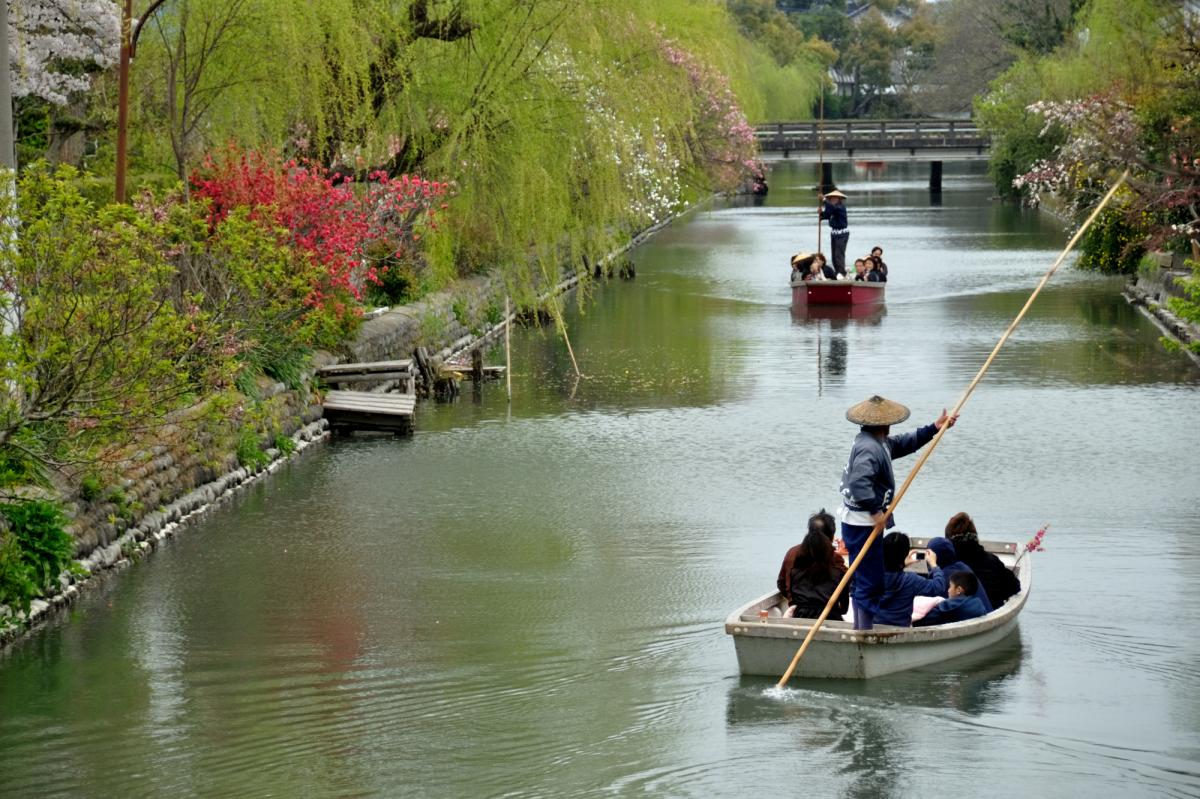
[755,119,988,151]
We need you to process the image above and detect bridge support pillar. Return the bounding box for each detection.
[821,162,834,194]
[929,160,943,191]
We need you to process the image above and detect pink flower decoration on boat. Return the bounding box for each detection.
[1023,525,1048,554]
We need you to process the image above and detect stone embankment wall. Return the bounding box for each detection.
[1124,251,1200,361]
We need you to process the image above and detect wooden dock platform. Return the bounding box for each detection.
[322,389,415,434]
[317,360,415,393]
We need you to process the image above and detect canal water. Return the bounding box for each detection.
[1,161,1198,798]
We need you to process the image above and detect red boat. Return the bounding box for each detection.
[791,277,885,306]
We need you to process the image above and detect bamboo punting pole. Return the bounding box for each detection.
[816,91,825,254]
[775,172,1129,688]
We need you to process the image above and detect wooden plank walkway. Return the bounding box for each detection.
[317,360,415,392]
[322,389,415,434]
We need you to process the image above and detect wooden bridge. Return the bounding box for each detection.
[756,119,989,162]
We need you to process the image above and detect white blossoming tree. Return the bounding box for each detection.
[7,0,120,165]
[8,0,120,106]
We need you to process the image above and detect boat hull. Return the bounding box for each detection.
[791,278,885,306]
[726,539,1031,679]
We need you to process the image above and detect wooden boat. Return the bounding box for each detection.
[791,276,885,306]
[725,538,1031,679]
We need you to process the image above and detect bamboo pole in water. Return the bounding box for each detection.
[775,172,1129,688]
[505,295,512,403]
[551,294,582,378]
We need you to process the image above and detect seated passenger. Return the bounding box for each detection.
[926,536,992,613]
[791,252,816,282]
[777,509,836,597]
[872,532,947,627]
[914,571,987,627]
[944,512,1021,607]
[852,258,869,281]
[865,259,883,283]
[868,255,886,283]
[805,259,826,281]
[870,247,889,281]
[785,527,849,619]
[815,252,837,280]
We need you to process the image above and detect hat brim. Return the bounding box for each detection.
[846,395,910,426]
[824,190,847,199]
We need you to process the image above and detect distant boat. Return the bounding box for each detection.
[724,538,1031,679]
[791,276,885,306]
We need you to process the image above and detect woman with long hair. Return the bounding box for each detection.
[786,527,849,620]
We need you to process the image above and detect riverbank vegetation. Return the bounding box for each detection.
[0,1,826,620]
[974,0,1197,277]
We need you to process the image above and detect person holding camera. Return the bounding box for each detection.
[868,532,948,627]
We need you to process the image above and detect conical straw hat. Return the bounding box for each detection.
[846,395,910,426]
[824,189,847,199]
[791,251,815,267]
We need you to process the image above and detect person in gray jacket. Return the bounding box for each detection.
[837,395,957,629]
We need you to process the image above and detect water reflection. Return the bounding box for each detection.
[726,633,1025,797]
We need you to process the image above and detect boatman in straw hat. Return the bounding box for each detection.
[838,396,958,630]
[818,189,849,277]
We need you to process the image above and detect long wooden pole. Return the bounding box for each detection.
[775,172,1129,688]
[816,91,825,254]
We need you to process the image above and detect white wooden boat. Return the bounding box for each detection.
[725,538,1031,679]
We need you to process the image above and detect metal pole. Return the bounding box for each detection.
[115,0,132,202]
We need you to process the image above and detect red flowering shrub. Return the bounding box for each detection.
[190,145,450,316]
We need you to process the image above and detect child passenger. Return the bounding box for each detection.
[914,571,987,627]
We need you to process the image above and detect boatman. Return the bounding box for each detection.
[818,189,849,277]
[838,395,958,629]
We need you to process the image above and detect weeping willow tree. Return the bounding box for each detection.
[125,0,822,304]
[383,0,822,306]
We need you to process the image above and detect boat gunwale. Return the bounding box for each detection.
[788,277,886,292]
[725,539,1032,646]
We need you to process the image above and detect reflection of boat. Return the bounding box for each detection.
[791,277,885,306]
[724,538,1031,679]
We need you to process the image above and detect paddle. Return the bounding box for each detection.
[774,172,1130,688]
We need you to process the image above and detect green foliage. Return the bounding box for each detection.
[1167,259,1200,331]
[451,297,470,327]
[0,164,229,475]
[273,432,296,456]
[484,302,503,326]
[1077,206,1144,274]
[0,500,75,615]
[79,474,104,502]
[235,427,269,470]
[0,533,37,618]
[365,254,422,307]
